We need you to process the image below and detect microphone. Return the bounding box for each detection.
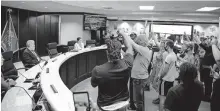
[17,70,34,83]
[10,85,42,111]
[37,60,48,70]
[35,61,48,79]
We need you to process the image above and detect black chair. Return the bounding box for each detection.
[86,40,96,47]
[1,51,27,80]
[47,42,60,58]
[18,47,33,69]
[67,41,76,51]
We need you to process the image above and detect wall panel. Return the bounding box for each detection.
[1,6,59,58]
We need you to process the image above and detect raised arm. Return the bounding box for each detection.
[121,33,134,56]
[120,31,152,60]
[152,33,160,47]
[211,38,220,68]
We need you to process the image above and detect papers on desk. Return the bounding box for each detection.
[16,95,33,106]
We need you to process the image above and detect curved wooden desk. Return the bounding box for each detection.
[40,46,108,111]
[1,46,108,111]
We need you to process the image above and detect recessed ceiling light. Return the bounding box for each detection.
[139,6,154,10]
[44,7,48,9]
[196,7,220,11]
[21,2,25,3]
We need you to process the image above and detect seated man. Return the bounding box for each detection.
[23,40,41,68]
[91,31,134,110]
[164,62,204,111]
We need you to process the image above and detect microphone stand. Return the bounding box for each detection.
[10,85,42,111]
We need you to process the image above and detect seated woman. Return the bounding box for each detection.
[74,37,85,50]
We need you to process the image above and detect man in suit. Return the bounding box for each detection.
[23,40,41,68]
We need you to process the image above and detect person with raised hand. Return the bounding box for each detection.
[119,28,152,111]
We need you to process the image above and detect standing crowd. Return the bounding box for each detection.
[91,28,220,111]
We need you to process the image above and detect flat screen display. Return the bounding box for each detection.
[151,24,192,35]
[84,15,106,30]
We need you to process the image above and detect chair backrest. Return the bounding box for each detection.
[67,41,76,50]
[67,41,76,46]
[18,47,27,64]
[47,42,58,58]
[86,40,96,47]
[1,51,18,80]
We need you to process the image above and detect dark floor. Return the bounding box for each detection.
[71,78,210,111]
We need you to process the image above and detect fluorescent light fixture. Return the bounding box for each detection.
[139,6,154,10]
[142,18,159,20]
[132,12,160,14]
[196,7,220,11]
[176,19,194,21]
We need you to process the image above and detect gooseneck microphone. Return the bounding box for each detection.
[38,59,47,70]
[10,85,42,111]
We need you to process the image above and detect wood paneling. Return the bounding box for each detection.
[28,11,37,49]
[50,15,59,43]
[67,57,77,89]
[19,9,30,48]
[1,6,59,58]
[78,53,87,77]
[36,14,46,55]
[59,49,108,89]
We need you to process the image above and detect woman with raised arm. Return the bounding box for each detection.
[149,33,168,104]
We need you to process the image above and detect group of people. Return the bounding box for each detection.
[91,28,220,111]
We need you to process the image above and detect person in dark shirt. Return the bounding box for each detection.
[91,30,134,109]
[211,37,220,111]
[164,62,204,111]
[199,38,216,102]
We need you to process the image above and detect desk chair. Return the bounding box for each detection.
[18,47,32,69]
[47,42,60,58]
[1,51,27,80]
[99,100,129,111]
[86,40,96,47]
[67,41,76,51]
[73,91,91,111]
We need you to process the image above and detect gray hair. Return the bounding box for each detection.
[26,40,35,47]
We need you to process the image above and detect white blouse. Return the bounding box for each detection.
[74,42,84,50]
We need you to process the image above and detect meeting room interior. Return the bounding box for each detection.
[1,0,220,111]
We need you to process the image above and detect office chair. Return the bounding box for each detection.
[17,47,34,69]
[47,42,60,58]
[99,100,129,111]
[1,51,28,80]
[67,40,76,51]
[86,40,96,47]
[73,91,91,111]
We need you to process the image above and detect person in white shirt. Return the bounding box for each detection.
[74,37,84,50]
[158,39,178,111]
